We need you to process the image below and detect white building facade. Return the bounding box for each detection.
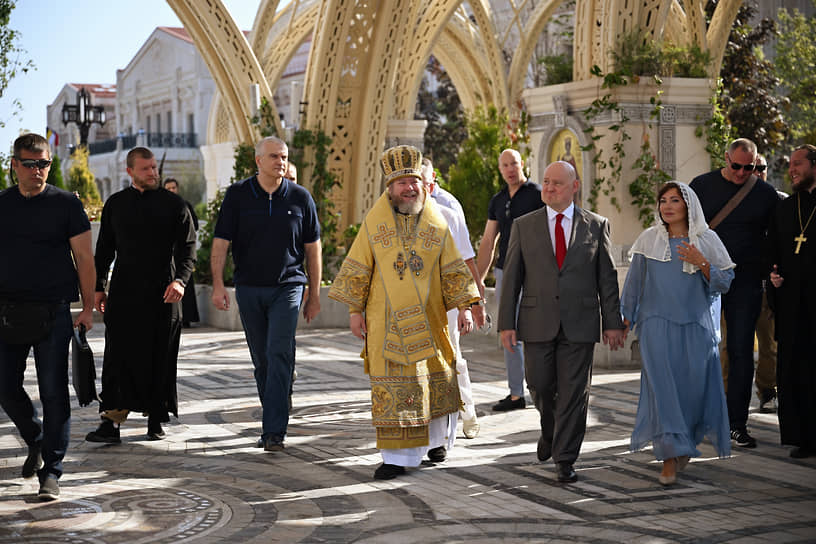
[47,27,218,203]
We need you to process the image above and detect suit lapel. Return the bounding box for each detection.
[563,207,588,268]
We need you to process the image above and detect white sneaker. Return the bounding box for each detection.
[463,417,480,439]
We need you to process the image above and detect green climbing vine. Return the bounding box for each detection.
[695,78,735,170]
[581,65,630,213]
[581,30,710,228]
[289,128,342,280]
[630,76,672,228]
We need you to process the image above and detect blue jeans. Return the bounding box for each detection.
[723,272,763,430]
[494,268,525,397]
[0,303,72,481]
[235,284,303,441]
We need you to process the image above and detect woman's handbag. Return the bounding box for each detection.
[71,324,99,407]
[0,301,57,345]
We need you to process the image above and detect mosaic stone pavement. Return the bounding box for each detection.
[1,324,815,543]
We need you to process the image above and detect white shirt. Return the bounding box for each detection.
[431,186,466,219]
[436,202,475,261]
[546,203,574,254]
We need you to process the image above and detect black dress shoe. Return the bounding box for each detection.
[86,419,121,444]
[263,436,285,452]
[22,442,43,479]
[790,447,814,458]
[427,446,447,463]
[147,420,166,441]
[374,463,405,480]
[492,395,526,412]
[537,436,551,462]
[556,462,577,483]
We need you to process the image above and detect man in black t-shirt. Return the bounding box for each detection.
[690,138,779,449]
[476,149,544,412]
[0,133,95,501]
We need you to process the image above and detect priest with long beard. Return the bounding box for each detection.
[329,145,480,480]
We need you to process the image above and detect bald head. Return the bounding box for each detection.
[499,148,525,188]
[541,161,578,212]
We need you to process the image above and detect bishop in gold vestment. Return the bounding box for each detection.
[328,145,480,480]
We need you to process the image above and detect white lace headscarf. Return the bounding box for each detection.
[630,181,735,275]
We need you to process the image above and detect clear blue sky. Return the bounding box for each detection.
[0,0,263,154]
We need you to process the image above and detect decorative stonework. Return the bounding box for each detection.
[181,0,742,224]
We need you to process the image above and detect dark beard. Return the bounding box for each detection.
[793,174,816,193]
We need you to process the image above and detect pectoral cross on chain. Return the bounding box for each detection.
[795,233,807,254]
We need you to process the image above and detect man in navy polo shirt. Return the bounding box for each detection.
[210,136,322,452]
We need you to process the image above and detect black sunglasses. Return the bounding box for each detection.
[18,159,52,169]
[729,161,755,172]
[505,200,512,218]
[755,164,767,173]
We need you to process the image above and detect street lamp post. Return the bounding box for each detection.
[62,87,106,146]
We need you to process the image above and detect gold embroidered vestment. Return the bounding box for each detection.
[328,192,479,449]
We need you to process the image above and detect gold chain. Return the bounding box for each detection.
[797,193,816,235]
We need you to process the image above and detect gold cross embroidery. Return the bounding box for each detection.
[418,226,441,250]
[373,223,396,248]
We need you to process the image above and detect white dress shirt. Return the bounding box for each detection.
[546,203,575,254]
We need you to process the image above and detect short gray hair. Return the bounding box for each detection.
[255,136,287,157]
[728,138,757,156]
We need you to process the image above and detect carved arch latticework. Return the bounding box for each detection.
[507,0,563,107]
[168,0,281,144]
[573,0,741,81]
[249,0,281,55]
[461,0,507,108]
[390,0,461,119]
[303,1,423,220]
[432,28,487,112]
[430,12,499,110]
[185,0,745,224]
[260,4,319,81]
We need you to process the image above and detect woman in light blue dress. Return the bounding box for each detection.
[622,182,734,485]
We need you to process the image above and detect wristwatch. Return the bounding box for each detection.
[175,278,187,288]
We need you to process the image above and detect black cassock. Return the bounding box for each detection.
[180,200,200,325]
[766,190,816,451]
[95,186,196,421]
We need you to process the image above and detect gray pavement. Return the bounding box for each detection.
[1,323,815,543]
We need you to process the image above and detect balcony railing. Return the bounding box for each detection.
[87,132,197,155]
[121,134,137,149]
[88,139,117,155]
[147,132,197,149]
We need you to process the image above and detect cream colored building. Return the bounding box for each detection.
[47,26,310,203]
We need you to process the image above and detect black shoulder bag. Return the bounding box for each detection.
[0,301,57,345]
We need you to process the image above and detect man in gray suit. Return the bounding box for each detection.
[498,161,626,483]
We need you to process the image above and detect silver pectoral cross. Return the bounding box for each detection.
[795,233,807,254]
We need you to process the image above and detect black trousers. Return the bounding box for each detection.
[524,327,595,464]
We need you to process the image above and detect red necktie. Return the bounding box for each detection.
[555,213,567,269]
